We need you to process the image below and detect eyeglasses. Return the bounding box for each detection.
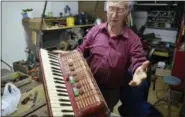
[108,6,128,14]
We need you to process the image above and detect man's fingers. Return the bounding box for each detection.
[52,50,64,53]
[129,80,137,87]
[141,60,150,70]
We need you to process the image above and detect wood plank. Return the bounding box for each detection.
[19,101,46,117]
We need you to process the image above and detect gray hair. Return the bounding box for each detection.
[128,1,134,11]
[105,1,135,12]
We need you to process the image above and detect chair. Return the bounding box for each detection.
[153,75,181,116]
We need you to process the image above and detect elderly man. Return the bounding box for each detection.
[54,1,149,113]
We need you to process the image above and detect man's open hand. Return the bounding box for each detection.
[129,61,150,87]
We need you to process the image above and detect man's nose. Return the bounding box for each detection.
[112,12,118,18]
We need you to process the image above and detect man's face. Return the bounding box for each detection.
[106,1,129,27]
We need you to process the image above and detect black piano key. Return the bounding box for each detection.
[48,53,57,58]
[63,115,74,117]
[56,85,66,89]
[62,110,73,113]
[48,56,58,61]
[50,62,60,67]
[49,60,59,64]
[54,77,64,81]
[47,51,56,55]
[51,67,61,71]
[54,81,65,84]
[52,69,62,74]
[60,103,71,106]
[56,89,67,93]
[59,99,70,102]
[49,56,58,61]
[58,93,68,97]
[53,73,62,77]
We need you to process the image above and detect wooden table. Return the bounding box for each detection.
[10,82,121,117]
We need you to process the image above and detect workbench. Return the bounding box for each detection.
[9,81,120,117]
[10,83,47,117]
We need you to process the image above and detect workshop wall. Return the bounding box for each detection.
[51,2,78,17]
[79,1,107,21]
[0,2,1,72]
[1,1,78,69]
[133,11,177,43]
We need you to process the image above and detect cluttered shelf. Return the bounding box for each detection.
[22,17,94,31]
[146,26,177,31]
[134,3,177,6]
[43,24,94,31]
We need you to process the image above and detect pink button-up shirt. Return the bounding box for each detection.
[77,23,146,88]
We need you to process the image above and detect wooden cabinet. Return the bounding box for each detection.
[22,18,94,51]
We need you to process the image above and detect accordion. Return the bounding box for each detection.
[39,48,110,117]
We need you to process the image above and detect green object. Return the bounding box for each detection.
[22,8,33,12]
[69,76,75,84]
[73,87,79,96]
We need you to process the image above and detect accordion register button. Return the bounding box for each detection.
[73,87,79,97]
[76,83,81,88]
[73,73,77,76]
[69,76,75,84]
[68,63,73,66]
[79,88,84,95]
[68,59,73,66]
[70,67,75,71]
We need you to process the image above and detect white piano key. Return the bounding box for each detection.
[44,79,64,87]
[50,96,70,101]
[48,87,67,92]
[48,90,68,95]
[51,107,73,112]
[49,99,70,106]
[46,77,65,83]
[46,84,66,89]
[45,79,65,86]
[52,111,63,116]
[49,93,70,100]
[52,111,74,117]
[48,90,68,96]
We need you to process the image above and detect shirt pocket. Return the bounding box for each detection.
[109,50,126,71]
[94,55,110,83]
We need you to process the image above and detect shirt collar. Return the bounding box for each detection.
[99,22,129,39]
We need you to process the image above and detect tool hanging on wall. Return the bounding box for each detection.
[1,59,14,72]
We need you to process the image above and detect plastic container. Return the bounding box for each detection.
[66,17,75,27]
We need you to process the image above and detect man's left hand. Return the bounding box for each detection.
[129,61,150,87]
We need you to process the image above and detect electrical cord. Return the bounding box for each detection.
[1,59,13,72]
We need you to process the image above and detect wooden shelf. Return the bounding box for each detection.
[146,26,177,31]
[147,21,174,24]
[43,24,94,31]
[22,18,94,31]
[134,3,177,6]
[148,15,174,18]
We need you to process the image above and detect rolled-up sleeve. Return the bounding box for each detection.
[129,37,147,74]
